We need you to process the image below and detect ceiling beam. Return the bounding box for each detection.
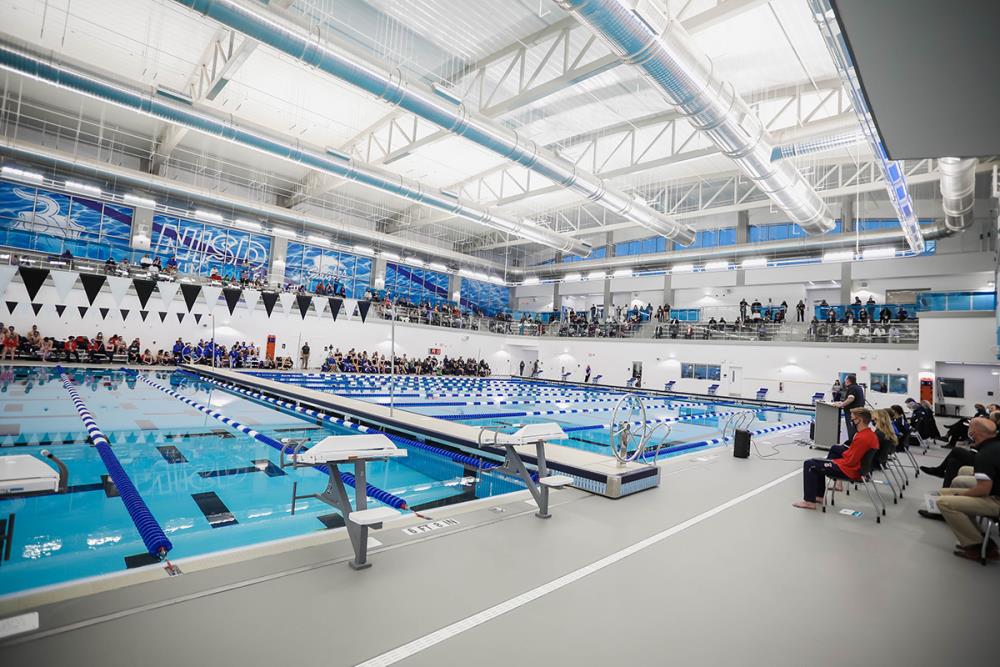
[151,0,292,174]
[286,0,767,207]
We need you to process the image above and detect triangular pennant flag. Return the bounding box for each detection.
[51,270,79,301]
[55,304,67,317]
[201,285,222,312]
[31,302,43,315]
[261,291,279,318]
[344,298,357,321]
[279,291,296,315]
[158,311,168,323]
[107,276,131,307]
[194,313,203,324]
[99,307,110,320]
[328,297,343,321]
[18,266,50,301]
[358,300,372,323]
[120,309,130,321]
[79,273,107,305]
[158,281,179,307]
[140,310,149,322]
[0,265,16,297]
[132,278,157,309]
[180,283,201,312]
[243,289,260,314]
[176,312,185,323]
[295,294,312,319]
[78,305,89,318]
[222,288,242,315]
[5,301,17,314]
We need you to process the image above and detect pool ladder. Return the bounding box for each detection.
[609,393,672,465]
[721,410,757,439]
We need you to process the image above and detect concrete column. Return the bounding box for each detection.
[130,206,153,251]
[603,231,614,315]
[841,196,856,233]
[552,251,563,313]
[736,210,750,244]
[662,273,674,308]
[448,273,461,304]
[840,260,852,304]
[372,255,388,291]
[269,235,288,287]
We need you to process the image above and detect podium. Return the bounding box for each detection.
[811,401,842,451]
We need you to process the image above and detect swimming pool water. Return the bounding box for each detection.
[0,368,522,597]
[246,373,814,458]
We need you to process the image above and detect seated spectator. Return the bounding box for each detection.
[63,335,80,362]
[888,324,901,343]
[793,408,880,510]
[127,338,141,364]
[2,326,19,360]
[140,349,155,365]
[25,325,41,351]
[36,337,54,362]
[931,418,1000,561]
[104,256,117,274]
[210,267,222,282]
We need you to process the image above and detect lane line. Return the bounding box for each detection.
[356,467,801,666]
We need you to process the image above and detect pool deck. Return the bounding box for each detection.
[1,429,993,666]
[183,366,662,498]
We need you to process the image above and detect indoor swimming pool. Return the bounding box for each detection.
[246,373,815,458]
[0,367,522,597]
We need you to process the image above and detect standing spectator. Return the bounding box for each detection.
[739,298,748,320]
[835,374,865,443]
[300,342,310,369]
[796,299,805,322]
[519,360,525,377]
[585,365,591,383]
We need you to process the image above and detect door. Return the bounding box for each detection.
[631,361,643,387]
[727,365,743,397]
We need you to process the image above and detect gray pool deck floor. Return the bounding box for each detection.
[1,428,996,666]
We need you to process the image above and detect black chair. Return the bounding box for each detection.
[822,448,884,523]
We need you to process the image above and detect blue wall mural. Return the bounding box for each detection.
[284,241,372,299]
[0,180,133,258]
[460,277,510,316]
[384,262,450,306]
[150,214,272,278]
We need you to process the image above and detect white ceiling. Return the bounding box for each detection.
[0,0,891,263]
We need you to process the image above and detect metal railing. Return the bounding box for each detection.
[2,248,920,344]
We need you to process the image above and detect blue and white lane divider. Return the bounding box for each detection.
[639,418,814,461]
[124,370,409,511]
[57,369,173,559]
[180,372,507,475]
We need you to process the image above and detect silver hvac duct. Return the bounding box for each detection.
[529,223,951,277]
[771,130,866,162]
[0,137,514,273]
[555,0,836,235]
[0,44,590,257]
[170,0,697,246]
[938,157,978,232]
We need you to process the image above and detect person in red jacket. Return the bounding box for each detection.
[794,408,880,510]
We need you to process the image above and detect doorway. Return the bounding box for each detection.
[727,365,743,397]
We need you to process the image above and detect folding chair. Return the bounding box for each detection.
[822,448,884,523]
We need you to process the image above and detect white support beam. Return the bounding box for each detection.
[151,0,292,174]
[387,81,852,234]
[286,0,764,207]
[461,158,1000,253]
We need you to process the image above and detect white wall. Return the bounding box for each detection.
[3,280,518,373]
[5,278,996,409]
[933,362,1000,415]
